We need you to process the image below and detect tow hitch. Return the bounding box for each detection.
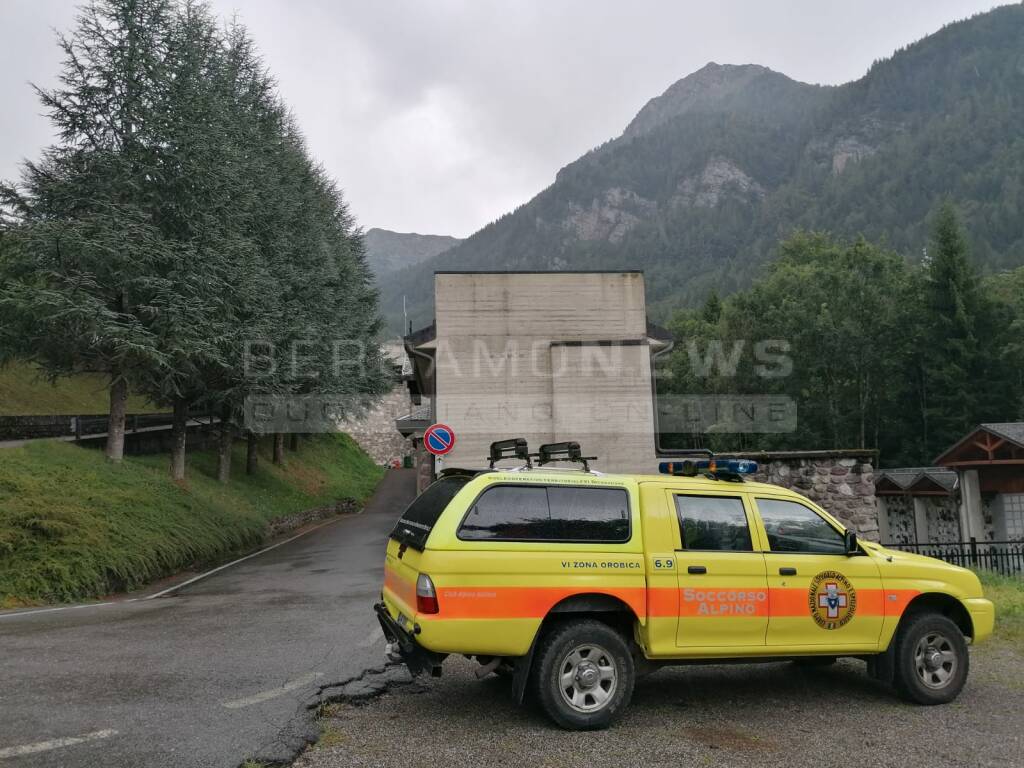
[373,602,445,677]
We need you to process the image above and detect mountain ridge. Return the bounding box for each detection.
[381,5,1024,331]
[621,62,822,141]
[363,228,461,279]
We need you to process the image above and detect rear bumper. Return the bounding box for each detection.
[373,602,446,677]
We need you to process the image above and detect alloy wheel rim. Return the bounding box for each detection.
[914,631,958,689]
[558,643,617,713]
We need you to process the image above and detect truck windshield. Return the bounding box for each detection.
[390,475,473,550]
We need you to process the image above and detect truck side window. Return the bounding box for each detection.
[547,486,629,542]
[458,485,630,543]
[390,475,473,550]
[674,495,752,552]
[756,498,845,554]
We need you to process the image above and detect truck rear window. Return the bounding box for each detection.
[458,484,630,543]
[390,475,473,550]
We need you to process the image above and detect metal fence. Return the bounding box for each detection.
[72,412,211,439]
[885,539,1024,577]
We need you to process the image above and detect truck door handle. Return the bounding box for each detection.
[779,567,797,576]
[687,565,707,575]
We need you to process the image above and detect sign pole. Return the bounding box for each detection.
[423,424,456,481]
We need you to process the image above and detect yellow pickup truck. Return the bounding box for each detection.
[375,440,994,729]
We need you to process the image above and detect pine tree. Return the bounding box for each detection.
[701,290,722,324]
[920,202,983,457]
[1,0,391,479]
[0,0,203,464]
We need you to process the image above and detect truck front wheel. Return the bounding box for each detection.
[532,619,635,730]
[893,612,969,705]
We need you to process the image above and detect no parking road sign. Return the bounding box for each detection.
[424,423,456,456]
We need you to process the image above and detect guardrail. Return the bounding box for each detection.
[0,409,212,442]
[884,538,1024,577]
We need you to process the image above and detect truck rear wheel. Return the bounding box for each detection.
[532,619,634,730]
[893,612,969,705]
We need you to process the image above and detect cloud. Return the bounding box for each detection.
[0,0,1006,237]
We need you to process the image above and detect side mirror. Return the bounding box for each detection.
[844,530,859,555]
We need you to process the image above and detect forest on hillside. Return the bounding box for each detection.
[661,205,1024,468]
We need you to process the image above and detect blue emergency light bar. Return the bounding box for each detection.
[659,458,759,477]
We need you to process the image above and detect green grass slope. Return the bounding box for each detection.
[0,434,384,607]
[0,361,157,416]
[978,570,1024,646]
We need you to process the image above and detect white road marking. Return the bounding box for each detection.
[358,626,384,648]
[221,672,324,709]
[146,517,343,599]
[0,600,135,621]
[0,729,117,759]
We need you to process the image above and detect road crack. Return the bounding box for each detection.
[239,662,424,767]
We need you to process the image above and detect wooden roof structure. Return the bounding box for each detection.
[934,423,1024,468]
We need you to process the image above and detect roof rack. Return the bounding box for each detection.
[537,441,597,472]
[488,438,532,469]
[486,439,599,472]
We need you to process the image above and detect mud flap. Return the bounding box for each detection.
[867,641,896,685]
[512,634,539,704]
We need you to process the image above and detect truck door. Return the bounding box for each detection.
[752,496,884,650]
[672,491,769,649]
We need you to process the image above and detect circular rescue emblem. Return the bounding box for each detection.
[808,570,856,630]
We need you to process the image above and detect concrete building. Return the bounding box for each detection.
[398,271,672,477]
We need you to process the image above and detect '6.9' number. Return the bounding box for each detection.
[652,558,674,570]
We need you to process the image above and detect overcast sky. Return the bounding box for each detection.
[0,1,1010,238]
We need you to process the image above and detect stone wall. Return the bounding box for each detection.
[336,386,414,466]
[733,449,879,540]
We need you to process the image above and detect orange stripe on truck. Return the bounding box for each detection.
[761,587,919,617]
[427,586,648,620]
[881,589,920,616]
[386,579,919,620]
[654,586,920,618]
[383,568,417,610]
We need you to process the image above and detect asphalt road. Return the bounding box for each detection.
[295,644,1024,768]
[0,468,415,768]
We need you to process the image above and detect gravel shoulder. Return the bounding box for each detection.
[295,642,1024,768]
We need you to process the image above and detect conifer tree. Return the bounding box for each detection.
[0,0,178,462]
[920,202,984,456]
[0,0,391,480]
[701,290,723,324]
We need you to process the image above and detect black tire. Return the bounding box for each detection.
[532,619,635,730]
[893,612,969,705]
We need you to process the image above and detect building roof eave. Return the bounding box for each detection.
[933,422,1024,467]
